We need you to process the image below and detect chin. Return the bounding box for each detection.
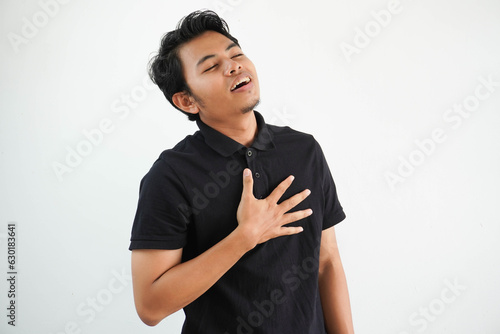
[241,98,260,114]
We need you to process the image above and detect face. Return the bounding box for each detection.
[175,31,260,124]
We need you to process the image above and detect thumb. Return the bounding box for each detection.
[241,168,254,198]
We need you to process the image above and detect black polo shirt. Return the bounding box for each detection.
[130,111,346,334]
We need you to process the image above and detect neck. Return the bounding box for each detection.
[200,111,257,147]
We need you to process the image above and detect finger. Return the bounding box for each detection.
[281,208,313,226]
[267,175,294,204]
[278,226,304,236]
[279,189,311,213]
[241,168,254,199]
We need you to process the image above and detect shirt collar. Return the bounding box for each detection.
[196,111,275,157]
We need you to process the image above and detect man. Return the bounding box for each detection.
[129,10,354,334]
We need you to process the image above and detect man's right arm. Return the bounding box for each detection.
[131,168,312,326]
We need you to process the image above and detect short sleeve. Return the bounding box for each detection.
[129,157,190,250]
[315,141,346,230]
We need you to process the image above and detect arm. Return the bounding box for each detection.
[131,230,251,326]
[131,168,312,326]
[319,226,354,334]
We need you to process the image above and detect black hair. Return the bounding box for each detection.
[148,10,240,121]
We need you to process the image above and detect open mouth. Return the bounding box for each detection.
[230,77,251,91]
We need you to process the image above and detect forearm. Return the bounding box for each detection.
[140,227,254,325]
[319,261,354,334]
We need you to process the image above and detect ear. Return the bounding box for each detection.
[172,91,200,116]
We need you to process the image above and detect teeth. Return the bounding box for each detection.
[231,77,250,91]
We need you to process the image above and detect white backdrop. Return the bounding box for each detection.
[1,0,499,333]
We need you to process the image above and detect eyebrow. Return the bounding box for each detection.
[196,42,239,68]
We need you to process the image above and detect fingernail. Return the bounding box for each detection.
[305,189,311,196]
[244,169,251,177]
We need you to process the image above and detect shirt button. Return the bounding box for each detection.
[247,150,253,157]
[255,172,260,178]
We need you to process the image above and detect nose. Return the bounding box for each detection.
[224,59,242,76]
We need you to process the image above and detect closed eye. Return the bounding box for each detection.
[203,64,218,73]
[203,54,244,73]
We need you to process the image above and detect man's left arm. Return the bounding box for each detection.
[319,225,354,334]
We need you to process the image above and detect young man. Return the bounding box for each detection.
[129,10,354,334]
